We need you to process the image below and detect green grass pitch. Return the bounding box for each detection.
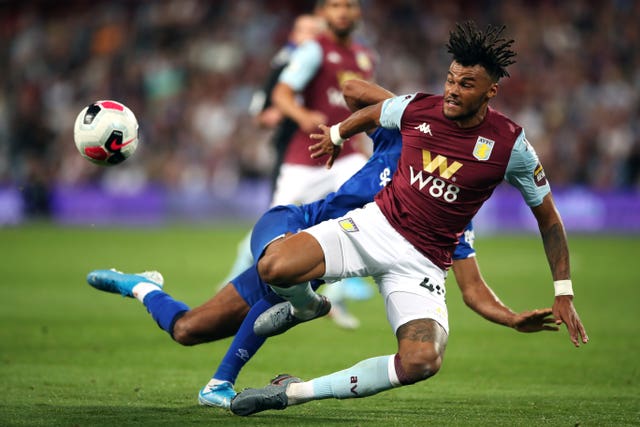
[0,224,638,426]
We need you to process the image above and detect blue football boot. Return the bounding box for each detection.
[198,381,237,409]
[87,269,164,298]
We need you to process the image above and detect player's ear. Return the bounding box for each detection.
[487,83,498,100]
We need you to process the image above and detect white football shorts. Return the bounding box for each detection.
[271,153,367,207]
[303,201,449,334]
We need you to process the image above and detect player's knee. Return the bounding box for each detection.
[395,319,447,384]
[171,319,199,346]
[171,329,196,346]
[257,254,288,285]
[396,347,443,384]
[171,315,221,346]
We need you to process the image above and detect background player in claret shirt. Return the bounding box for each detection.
[270,0,374,207]
[249,14,324,137]
[85,80,553,411]
[218,14,324,290]
[262,0,380,328]
[229,22,588,416]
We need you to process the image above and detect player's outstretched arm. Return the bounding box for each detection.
[531,193,589,347]
[272,82,327,133]
[309,102,383,168]
[342,79,395,112]
[308,79,394,169]
[452,257,558,332]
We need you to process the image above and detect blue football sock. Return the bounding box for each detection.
[213,294,281,384]
[142,290,190,337]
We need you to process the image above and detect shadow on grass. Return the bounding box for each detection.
[0,403,401,427]
[1,394,633,426]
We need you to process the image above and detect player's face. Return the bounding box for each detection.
[290,15,323,46]
[442,61,498,127]
[321,0,360,38]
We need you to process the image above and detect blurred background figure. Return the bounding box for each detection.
[269,0,377,329]
[250,14,325,135]
[0,1,638,227]
[223,0,376,330]
[219,13,324,294]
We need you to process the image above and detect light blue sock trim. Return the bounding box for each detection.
[311,355,394,399]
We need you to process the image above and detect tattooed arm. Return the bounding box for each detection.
[533,193,571,281]
[532,193,589,347]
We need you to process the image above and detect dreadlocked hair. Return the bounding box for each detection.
[446,21,517,81]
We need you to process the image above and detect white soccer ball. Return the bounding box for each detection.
[73,100,139,166]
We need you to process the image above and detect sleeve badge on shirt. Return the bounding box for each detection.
[338,218,359,232]
[473,136,495,161]
[534,163,548,187]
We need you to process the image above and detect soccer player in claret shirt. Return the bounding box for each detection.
[269,0,379,328]
[224,0,379,331]
[218,13,323,299]
[270,0,375,206]
[229,22,589,416]
[86,81,559,410]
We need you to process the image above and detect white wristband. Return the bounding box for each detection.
[554,280,574,296]
[329,123,345,146]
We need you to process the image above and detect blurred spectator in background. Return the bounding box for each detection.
[1,0,639,223]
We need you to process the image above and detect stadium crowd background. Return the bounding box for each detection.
[1,0,639,220]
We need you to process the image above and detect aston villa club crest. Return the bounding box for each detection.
[473,136,495,161]
[356,52,372,71]
[338,218,359,232]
